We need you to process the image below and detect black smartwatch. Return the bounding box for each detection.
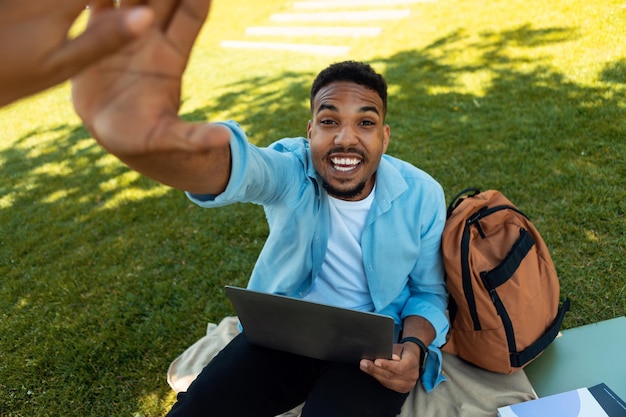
[399,336,428,377]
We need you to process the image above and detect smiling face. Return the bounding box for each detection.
[308,81,390,201]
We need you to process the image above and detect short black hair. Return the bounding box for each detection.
[310,61,388,116]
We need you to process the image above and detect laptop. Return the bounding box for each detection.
[225,285,395,364]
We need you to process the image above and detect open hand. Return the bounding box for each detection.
[72,0,231,158]
[72,0,234,193]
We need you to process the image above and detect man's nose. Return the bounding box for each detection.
[334,125,359,147]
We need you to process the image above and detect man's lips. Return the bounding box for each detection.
[330,156,361,172]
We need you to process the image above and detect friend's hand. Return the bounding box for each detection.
[359,342,422,393]
[72,0,227,155]
[0,0,154,106]
[72,0,233,194]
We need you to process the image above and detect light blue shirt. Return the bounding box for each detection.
[188,120,449,391]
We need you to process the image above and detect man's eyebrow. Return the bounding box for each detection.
[316,103,338,114]
[359,106,380,116]
[316,103,381,116]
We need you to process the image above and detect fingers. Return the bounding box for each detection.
[164,0,212,58]
[117,0,212,61]
[87,0,115,13]
[45,7,154,81]
[360,357,402,379]
[86,6,155,38]
[148,0,180,29]
[118,0,146,8]
[359,345,420,393]
[121,0,184,30]
[360,360,415,393]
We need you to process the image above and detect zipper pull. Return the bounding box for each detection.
[467,209,487,238]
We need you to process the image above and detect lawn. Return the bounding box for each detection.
[1,0,624,416]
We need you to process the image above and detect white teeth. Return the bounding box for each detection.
[330,157,360,170]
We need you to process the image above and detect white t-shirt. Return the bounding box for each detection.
[302,187,375,311]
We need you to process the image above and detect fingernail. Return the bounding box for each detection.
[125,7,154,36]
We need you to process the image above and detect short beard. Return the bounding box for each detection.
[320,147,370,199]
[322,179,367,200]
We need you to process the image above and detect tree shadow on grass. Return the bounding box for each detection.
[1,24,624,417]
[600,58,626,84]
[0,124,266,416]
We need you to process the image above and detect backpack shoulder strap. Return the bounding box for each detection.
[447,188,481,218]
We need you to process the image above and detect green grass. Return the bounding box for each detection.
[1,0,624,415]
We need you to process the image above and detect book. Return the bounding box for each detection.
[497,383,626,417]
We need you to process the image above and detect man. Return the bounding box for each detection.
[174,62,449,417]
[0,1,155,107]
[72,7,448,417]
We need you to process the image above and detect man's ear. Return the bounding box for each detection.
[382,124,391,153]
[307,120,312,140]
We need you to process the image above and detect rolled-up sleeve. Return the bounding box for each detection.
[187,120,296,207]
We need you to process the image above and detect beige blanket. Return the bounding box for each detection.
[167,317,536,417]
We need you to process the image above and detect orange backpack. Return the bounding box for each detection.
[441,189,570,374]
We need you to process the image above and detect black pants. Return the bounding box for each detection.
[166,333,409,417]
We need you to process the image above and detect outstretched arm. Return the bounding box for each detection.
[72,0,233,194]
[0,1,154,107]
